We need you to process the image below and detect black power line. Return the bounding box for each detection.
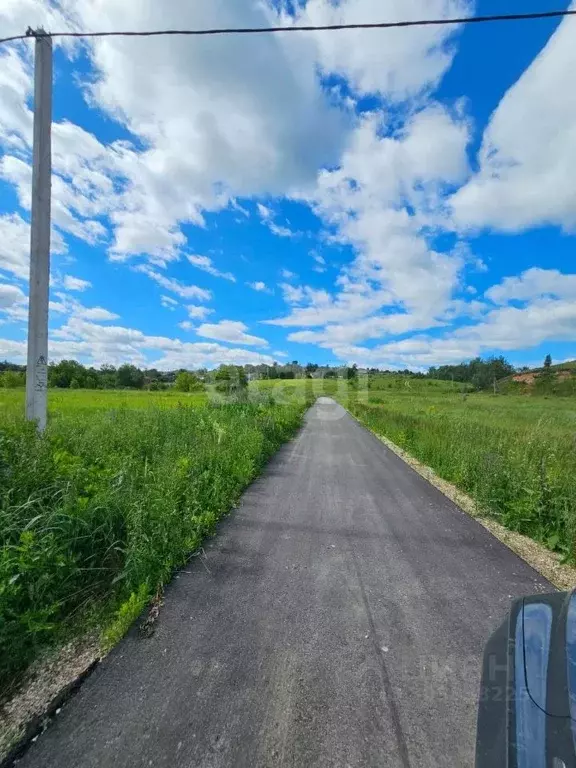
[0,8,574,47]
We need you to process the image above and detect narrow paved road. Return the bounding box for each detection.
[20,399,552,768]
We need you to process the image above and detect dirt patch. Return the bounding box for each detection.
[0,635,101,766]
[512,369,574,385]
[370,430,576,592]
[512,372,537,384]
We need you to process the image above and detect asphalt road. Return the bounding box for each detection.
[20,398,552,768]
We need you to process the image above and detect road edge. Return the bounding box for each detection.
[0,407,310,767]
[346,409,576,592]
[0,637,101,768]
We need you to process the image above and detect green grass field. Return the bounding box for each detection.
[0,388,306,694]
[255,378,576,561]
[0,387,208,417]
[2,380,575,694]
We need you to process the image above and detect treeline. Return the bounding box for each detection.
[0,361,179,390]
[0,356,520,392]
[0,359,250,394]
[0,359,352,389]
[1,355,572,395]
[427,356,515,389]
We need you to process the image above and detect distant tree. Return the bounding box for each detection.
[536,353,555,392]
[323,370,338,379]
[0,361,26,373]
[70,378,81,389]
[346,364,358,381]
[99,365,117,389]
[85,375,98,389]
[215,365,248,396]
[174,371,191,392]
[428,356,514,390]
[48,360,86,388]
[116,364,144,389]
[175,371,205,393]
[0,370,25,388]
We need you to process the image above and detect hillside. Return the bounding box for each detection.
[500,360,576,393]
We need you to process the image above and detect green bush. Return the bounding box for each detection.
[0,401,304,693]
[174,371,205,393]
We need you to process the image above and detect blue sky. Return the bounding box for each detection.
[0,0,575,371]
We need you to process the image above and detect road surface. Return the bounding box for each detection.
[20,398,552,768]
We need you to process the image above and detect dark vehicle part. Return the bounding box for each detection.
[476,590,576,767]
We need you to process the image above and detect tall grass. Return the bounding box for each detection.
[0,399,305,694]
[0,387,208,415]
[345,394,576,560]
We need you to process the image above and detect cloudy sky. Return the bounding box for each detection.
[0,0,575,371]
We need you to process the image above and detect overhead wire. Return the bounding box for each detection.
[0,8,575,47]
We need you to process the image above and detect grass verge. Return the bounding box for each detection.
[0,399,306,696]
[344,397,576,562]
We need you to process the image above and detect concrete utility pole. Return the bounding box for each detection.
[25,30,53,432]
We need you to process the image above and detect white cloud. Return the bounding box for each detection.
[451,8,576,233]
[0,316,276,369]
[257,202,298,238]
[3,0,571,374]
[458,299,576,351]
[485,268,576,305]
[0,282,26,309]
[0,213,67,280]
[290,0,472,98]
[63,275,92,292]
[196,320,269,347]
[332,295,576,368]
[178,321,193,331]
[0,0,475,290]
[231,199,249,218]
[79,306,119,322]
[187,305,213,320]
[187,254,235,282]
[48,292,120,322]
[288,312,443,347]
[109,211,187,264]
[1,150,110,246]
[0,338,26,360]
[50,0,348,261]
[161,295,178,310]
[0,213,31,281]
[154,345,277,370]
[278,283,305,305]
[0,46,33,149]
[247,281,269,293]
[50,300,68,314]
[312,252,327,273]
[269,222,296,239]
[0,281,28,324]
[257,204,272,221]
[135,264,212,301]
[0,1,72,49]
[276,104,471,336]
[272,282,394,327]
